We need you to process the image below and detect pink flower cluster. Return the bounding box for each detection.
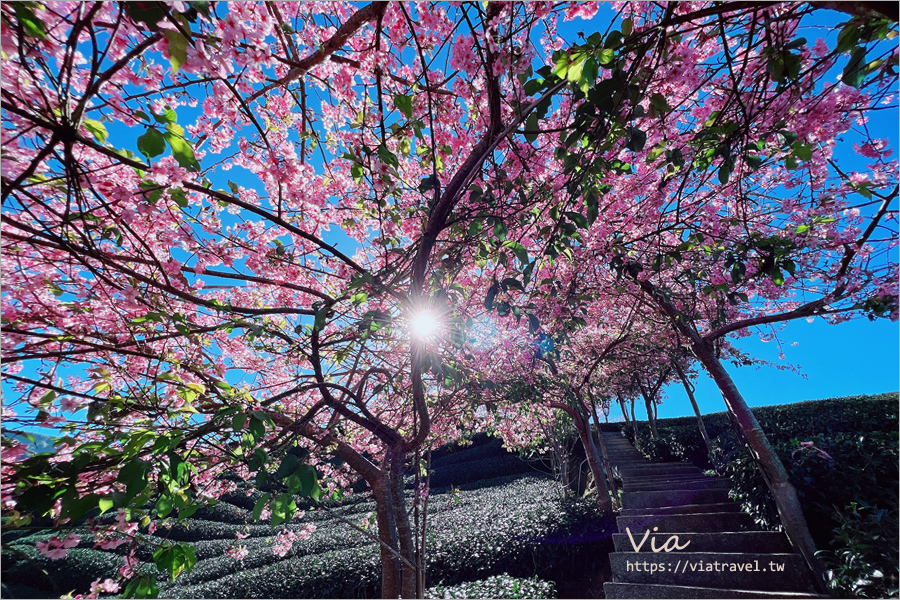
[36,533,80,560]
[271,524,316,557]
[226,544,249,560]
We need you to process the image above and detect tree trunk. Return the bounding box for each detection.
[637,378,659,438]
[634,278,827,592]
[672,361,713,459]
[372,478,403,598]
[579,410,613,511]
[629,398,639,438]
[554,401,612,510]
[589,399,618,505]
[388,452,417,598]
[691,340,827,593]
[618,393,630,427]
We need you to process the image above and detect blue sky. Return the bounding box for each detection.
[650,317,899,420]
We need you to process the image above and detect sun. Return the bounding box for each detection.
[409,309,441,341]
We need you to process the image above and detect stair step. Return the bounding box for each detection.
[624,480,730,492]
[604,582,822,599]
[612,531,792,554]
[622,474,718,485]
[608,552,813,592]
[619,462,699,470]
[623,489,731,509]
[620,502,741,517]
[617,511,755,533]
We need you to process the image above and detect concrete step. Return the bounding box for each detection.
[619,466,702,477]
[613,531,792,554]
[621,474,718,485]
[604,582,822,598]
[624,479,730,492]
[617,511,755,534]
[620,502,742,517]
[608,552,813,592]
[617,464,696,470]
[625,479,731,492]
[623,489,731,510]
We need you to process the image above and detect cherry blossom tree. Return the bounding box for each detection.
[0,2,602,596]
[2,1,896,597]
[513,2,898,590]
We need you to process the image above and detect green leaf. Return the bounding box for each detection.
[377,145,399,168]
[579,58,598,93]
[566,55,586,83]
[155,496,173,518]
[501,277,524,292]
[273,454,301,480]
[523,78,545,96]
[270,493,296,527]
[551,54,570,80]
[248,416,265,443]
[232,413,247,431]
[123,576,159,599]
[163,125,200,171]
[83,119,108,144]
[153,107,178,124]
[123,2,166,30]
[484,283,499,311]
[770,266,785,286]
[492,220,508,241]
[13,3,47,39]
[170,188,188,207]
[154,543,196,581]
[98,497,114,514]
[418,175,438,194]
[164,30,189,73]
[625,127,646,152]
[842,46,867,88]
[731,261,746,284]
[394,95,413,119]
[524,112,539,143]
[252,492,272,521]
[745,154,763,170]
[137,128,166,160]
[718,161,731,185]
[527,313,540,334]
[504,241,529,266]
[792,142,812,161]
[650,93,670,113]
[117,459,150,498]
[597,48,615,66]
[313,305,328,332]
[836,24,860,54]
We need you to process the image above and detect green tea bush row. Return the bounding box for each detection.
[162,543,383,598]
[154,474,613,598]
[430,435,509,468]
[425,574,556,599]
[2,545,124,594]
[723,432,899,598]
[428,454,536,489]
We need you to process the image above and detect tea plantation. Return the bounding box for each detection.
[2,394,896,598]
[1,434,613,599]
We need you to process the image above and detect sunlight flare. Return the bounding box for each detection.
[409,309,441,341]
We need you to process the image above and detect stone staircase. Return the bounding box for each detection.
[601,432,822,599]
